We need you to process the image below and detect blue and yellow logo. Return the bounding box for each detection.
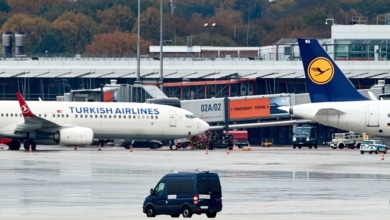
[308,57,334,84]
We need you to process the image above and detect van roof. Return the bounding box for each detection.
[163,171,218,178]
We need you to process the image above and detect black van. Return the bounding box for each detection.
[143,171,222,218]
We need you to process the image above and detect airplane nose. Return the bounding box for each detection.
[199,119,210,132]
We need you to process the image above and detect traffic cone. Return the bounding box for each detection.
[226,147,230,155]
[381,153,384,161]
[247,144,251,151]
[205,147,208,155]
[98,144,102,151]
[233,144,237,151]
[29,144,32,152]
[129,144,133,153]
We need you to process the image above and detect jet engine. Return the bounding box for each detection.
[54,127,94,145]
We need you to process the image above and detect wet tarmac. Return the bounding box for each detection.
[0,145,389,220]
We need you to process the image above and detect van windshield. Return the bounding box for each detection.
[198,179,221,194]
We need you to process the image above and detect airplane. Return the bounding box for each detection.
[0,92,209,151]
[284,38,390,137]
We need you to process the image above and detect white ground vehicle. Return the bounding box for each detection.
[329,132,364,149]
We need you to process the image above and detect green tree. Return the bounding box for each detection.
[0,0,9,12]
[33,31,65,55]
[51,11,97,54]
[134,7,160,44]
[97,5,135,33]
[7,0,67,15]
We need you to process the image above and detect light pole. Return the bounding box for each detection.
[136,0,141,84]
[233,25,237,46]
[204,22,217,46]
[325,18,335,25]
[159,0,163,90]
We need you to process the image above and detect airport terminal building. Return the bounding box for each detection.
[1,19,390,145]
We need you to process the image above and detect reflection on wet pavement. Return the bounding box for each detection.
[0,146,389,220]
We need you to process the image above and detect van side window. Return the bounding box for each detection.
[155,182,165,195]
[198,179,221,194]
[167,180,193,194]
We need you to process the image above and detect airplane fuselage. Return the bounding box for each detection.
[292,100,390,136]
[0,100,209,144]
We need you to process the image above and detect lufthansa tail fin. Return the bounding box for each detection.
[297,38,369,102]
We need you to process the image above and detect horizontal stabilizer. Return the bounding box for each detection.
[314,108,345,116]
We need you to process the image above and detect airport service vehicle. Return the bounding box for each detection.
[285,38,390,139]
[170,138,191,150]
[143,171,222,218]
[292,125,317,149]
[228,130,250,148]
[0,138,12,145]
[208,130,249,150]
[0,92,209,151]
[329,132,363,149]
[119,139,163,149]
[360,139,388,154]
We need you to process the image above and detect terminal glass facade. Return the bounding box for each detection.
[334,39,390,61]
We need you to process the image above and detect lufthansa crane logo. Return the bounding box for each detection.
[308,57,334,84]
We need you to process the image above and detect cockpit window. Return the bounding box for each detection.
[185,114,195,119]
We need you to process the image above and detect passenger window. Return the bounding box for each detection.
[155,182,165,196]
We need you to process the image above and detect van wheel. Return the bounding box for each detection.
[206,212,217,218]
[170,145,177,150]
[146,205,155,217]
[182,206,192,218]
[171,214,180,218]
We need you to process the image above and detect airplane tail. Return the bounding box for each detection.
[297,38,369,102]
[16,92,35,117]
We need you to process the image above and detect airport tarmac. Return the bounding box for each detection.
[0,145,389,220]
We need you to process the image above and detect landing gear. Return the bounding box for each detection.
[8,140,21,150]
[23,140,37,151]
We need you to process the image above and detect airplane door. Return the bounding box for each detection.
[169,110,177,127]
[367,105,379,127]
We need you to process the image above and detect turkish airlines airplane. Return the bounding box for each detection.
[286,38,390,137]
[0,92,209,150]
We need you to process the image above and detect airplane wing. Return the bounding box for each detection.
[16,92,60,131]
[208,119,313,130]
[314,108,345,116]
